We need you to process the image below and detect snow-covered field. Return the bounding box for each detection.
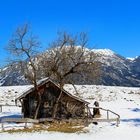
[0,85,32,105]
[0,85,140,140]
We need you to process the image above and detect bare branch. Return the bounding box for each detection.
[6,23,41,119]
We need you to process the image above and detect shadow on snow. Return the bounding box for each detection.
[0,114,22,123]
[121,118,140,127]
[130,108,140,112]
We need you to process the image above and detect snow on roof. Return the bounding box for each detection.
[36,77,50,85]
[15,77,50,101]
[16,78,89,104]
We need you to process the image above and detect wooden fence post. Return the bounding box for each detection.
[24,122,28,128]
[1,123,4,131]
[107,110,109,120]
[116,118,120,127]
[0,105,2,112]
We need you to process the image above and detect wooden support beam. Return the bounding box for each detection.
[89,118,118,123]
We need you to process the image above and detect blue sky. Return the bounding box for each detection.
[0,0,140,67]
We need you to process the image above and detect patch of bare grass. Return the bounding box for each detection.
[1,121,87,134]
[47,122,84,133]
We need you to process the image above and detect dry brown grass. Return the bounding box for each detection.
[1,126,46,134]
[47,122,84,133]
[1,121,86,134]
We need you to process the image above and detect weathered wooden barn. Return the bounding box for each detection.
[16,78,89,119]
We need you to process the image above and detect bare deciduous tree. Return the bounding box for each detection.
[6,26,101,119]
[6,24,41,119]
[39,32,101,118]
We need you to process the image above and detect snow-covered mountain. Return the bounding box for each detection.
[95,49,140,87]
[0,48,140,87]
[0,63,29,86]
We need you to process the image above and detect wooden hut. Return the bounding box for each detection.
[16,78,89,119]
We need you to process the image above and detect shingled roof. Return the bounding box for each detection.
[16,78,89,104]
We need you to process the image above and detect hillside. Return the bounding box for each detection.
[0,48,140,87]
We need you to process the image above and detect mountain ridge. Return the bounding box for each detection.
[0,48,140,87]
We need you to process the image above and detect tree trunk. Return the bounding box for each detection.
[34,90,41,119]
[52,90,63,118]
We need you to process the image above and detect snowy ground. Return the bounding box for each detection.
[0,85,32,105]
[0,85,140,139]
